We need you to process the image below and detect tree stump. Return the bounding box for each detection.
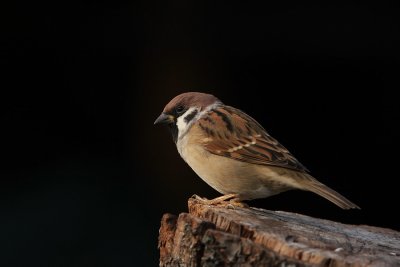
[158,197,400,266]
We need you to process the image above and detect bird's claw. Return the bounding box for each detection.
[191,194,248,208]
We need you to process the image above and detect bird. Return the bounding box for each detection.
[154,92,360,209]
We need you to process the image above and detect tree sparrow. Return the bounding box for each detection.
[154,92,359,209]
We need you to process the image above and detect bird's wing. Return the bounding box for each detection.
[197,105,309,172]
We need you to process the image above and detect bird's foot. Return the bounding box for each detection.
[191,194,248,208]
[226,198,249,209]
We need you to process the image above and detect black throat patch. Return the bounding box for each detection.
[168,124,178,143]
[184,109,198,123]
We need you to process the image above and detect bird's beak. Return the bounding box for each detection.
[154,113,174,125]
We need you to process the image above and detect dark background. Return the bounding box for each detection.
[2,1,400,266]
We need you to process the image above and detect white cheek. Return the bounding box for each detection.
[176,114,187,133]
[176,107,197,139]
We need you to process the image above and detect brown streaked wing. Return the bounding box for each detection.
[198,106,309,172]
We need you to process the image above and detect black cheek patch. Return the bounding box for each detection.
[184,109,198,123]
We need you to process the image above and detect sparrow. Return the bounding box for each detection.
[154,92,359,209]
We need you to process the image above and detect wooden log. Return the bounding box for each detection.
[158,197,400,266]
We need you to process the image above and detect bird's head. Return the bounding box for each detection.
[154,92,221,142]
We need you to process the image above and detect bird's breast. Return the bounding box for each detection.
[176,129,292,199]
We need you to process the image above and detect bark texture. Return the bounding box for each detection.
[159,198,400,266]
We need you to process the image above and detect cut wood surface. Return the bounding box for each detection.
[159,197,400,266]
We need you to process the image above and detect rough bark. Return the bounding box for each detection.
[159,198,400,266]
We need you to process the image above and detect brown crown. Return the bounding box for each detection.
[163,92,221,113]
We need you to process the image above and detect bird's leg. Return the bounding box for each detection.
[191,194,248,208]
[227,197,249,208]
[191,193,236,204]
[207,194,238,204]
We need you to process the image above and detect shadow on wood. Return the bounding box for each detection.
[158,197,400,266]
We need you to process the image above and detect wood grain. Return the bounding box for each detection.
[159,198,400,266]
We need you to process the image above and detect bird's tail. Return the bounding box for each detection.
[299,174,360,210]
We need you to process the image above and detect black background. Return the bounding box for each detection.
[2,1,400,266]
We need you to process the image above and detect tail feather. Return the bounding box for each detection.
[300,175,360,210]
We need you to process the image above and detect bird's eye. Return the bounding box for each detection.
[176,106,185,114]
